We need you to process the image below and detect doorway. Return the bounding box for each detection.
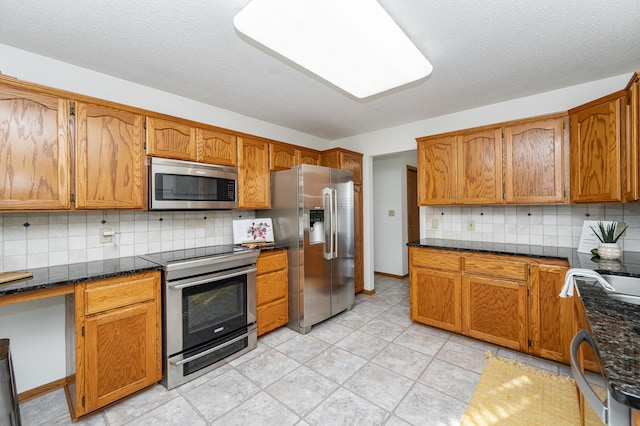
[406,166,420,243]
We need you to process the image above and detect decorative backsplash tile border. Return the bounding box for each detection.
[0,210,253,271]
[423,203,640,251]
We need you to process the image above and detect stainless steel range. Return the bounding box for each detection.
[140,245,259,389]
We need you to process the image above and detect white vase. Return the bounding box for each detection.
[598,243,622,260]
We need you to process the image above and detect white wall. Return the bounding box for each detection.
[332,72,633,293]
[0,44,329,151]
[372,151,417,276]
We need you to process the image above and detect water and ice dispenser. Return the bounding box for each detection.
[309,209,325,244]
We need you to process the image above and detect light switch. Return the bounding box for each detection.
[388,210,395,217]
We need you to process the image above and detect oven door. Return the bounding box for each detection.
[165,265,256,356]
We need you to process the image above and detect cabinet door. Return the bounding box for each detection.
[238,137,270,209]
[529,263,572,363]
[462,275,527,350]
[416,135,457,205]
[75,102,145,209]
[339,151,363,185]
[504,116,565,204]
[354,184,364,293]
[297,148,320,166]
[457,128,503,204]
[570,94,624,202]
[83,301,160,413]
[256,249,288,336]
[269,142,297,171]
[0,86,70,209]
[146,116,197,161]
[75,271,161,417]
[410,267,461,333]
[197,128,237,166]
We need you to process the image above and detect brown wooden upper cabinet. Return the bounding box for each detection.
[457,127,503,204]
[297,148,320,166]
[146,116,197,161]
[321,148,363,185]
[146,117,238,166]
[504,115,566,204]
[0,83,71,210]
[569,91,632,203]
[75,101,145,209]
[238,136,270,209]
[416,113,567,205]
[416,135,457,205]
[269,142,297,171]
[197,128,237,166]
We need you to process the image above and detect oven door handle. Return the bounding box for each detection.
[168,267,257,290]
[170,327,255,366]
[570,329,608,424]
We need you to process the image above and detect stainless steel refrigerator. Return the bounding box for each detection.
[268,164,355,334]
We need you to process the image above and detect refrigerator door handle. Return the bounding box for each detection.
[323,188,333,260]
[331,188,338,259]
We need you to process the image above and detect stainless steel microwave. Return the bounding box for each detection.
[149,157,238,210]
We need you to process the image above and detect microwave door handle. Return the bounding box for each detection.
[168,268,257,290]
[570,329,608,424]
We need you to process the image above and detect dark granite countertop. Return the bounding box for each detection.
[0,257,161,297]
[576,280,640,410]
[408,238,640,409]
[0,243,290,298]
[408,238,640,277]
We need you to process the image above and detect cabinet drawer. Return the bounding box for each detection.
[84,272,158,315]
[257,270,288,306]
[257,299,288,336]
[464,256,528,281]
[257,249,287,275]
[410,248,462,272]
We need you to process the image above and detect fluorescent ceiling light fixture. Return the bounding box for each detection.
[234,0,433,99]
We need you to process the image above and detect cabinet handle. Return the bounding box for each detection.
[170,325,256,366]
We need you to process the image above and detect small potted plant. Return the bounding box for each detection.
[591,221,628,260]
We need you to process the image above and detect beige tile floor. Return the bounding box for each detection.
[19,275,571,425]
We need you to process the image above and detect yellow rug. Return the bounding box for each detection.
[461,353,581,426]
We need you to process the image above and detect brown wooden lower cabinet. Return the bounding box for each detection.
[409,246,573,364]
[462,274,528,351]
[70,270,162,418]
[256,249,289,336]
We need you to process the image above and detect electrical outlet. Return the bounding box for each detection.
[467,220,475,231]
[432,218,439,229]
[100,228,113,244]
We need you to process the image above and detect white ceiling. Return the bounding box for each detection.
[1,1,639,140]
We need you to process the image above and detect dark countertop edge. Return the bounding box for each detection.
[256,243,290,252]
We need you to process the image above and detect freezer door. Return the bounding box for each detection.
[301,165,333,328]
[331,168,355,315]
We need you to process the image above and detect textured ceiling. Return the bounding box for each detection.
[1,1,639,140]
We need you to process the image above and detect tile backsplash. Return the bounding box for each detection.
[423,203,640,251]
[0,210,254,271]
